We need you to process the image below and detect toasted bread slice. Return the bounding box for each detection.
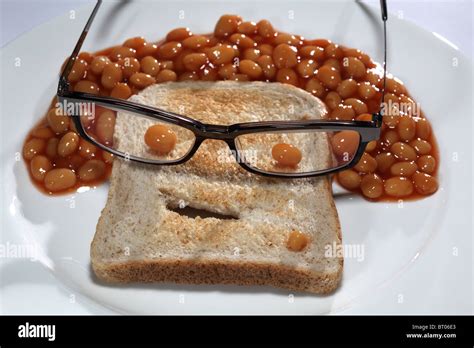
[91,81,343,294]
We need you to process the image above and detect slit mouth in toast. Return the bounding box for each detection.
[166,203,238,220]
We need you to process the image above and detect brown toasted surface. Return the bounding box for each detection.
[91,81,343,294]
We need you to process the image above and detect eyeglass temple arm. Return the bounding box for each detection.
[376,0,388,124]
[58,0,103,96]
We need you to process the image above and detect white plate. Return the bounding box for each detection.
[1,0,472,314]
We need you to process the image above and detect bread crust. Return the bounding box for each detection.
[92,257,342,294]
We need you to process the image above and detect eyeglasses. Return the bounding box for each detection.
[57,0,388,179]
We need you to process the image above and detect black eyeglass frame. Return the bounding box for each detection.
[57,0,388,179]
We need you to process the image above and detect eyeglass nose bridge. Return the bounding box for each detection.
[198,123,233,140]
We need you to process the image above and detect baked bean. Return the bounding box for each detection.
[23,138,46,160]
[30,155,52,181]
[31,126,54,139]
[330,105,355,120]
[276,68,298,86]
[375,152,395,173]
[272,143,302,167]
[384,93,400,104]
[344,98,367,115]
[409,139,432,155]
[338,169,361,190]
[383,114,400,128]
[343,47,370,64]
[159,60,174,70]
[218,64,237,79]
[324,91,342,110]
[90,56,110,75]
[354,152,377,173]
[46,138,59,159]
[238,21,257,35]
[58,131,79,157]
[417,155,436,174]
[274,33,301,46]
[208,45,235,65]
[135,42,158,59]
[358,82,377,100]
[96,110,116,146]
[182,35,210,49]
[74,80,100,95]
[256,55,276,79]
[199,67,218,81]
[182,53,208,71]
[242,48,261,61]
[44,168,77,192]
[416,118,431,140]
[78,160,106,181]
[413,172,438,195]
[384,177,413,197]
[239,59,263,79]
[397,116,416,141]
[296,59,317,78]
[386,77,406,95]
[119,57,140,78]
[257,19,275,38]
[391,142,417,161]
[102,151,114,164]
[305,78,325,98]
[317,65,341,89]
[129,72,155,88]
[110,46,136,61]
[272,44,298,69]
[101,63,123,89]
[78,51,93,64]
[157,41,183,59]
[366,71,382,88]
[229,33,255,48]
[166,28,192,42]
[365,141,377,152]
[156,69,177,83]
[337,79,358,98]
[135,56,159,77]
[215,15,241,37]
[343,57,366,79]
[300,46,325,60]
[360,173,384,199]
[68,59,88,82]
[179,71,199,81]
[331,131,359,158]
[382,130,400,148]
[78,138,97,159]
[356,113,373,122]
[258,44,273,56]
[323,58,341,71]
[324,43,343,59]
[123,36,146,49]
[47,108,69,134]
[110,83,132,99]
[390,161,417,177]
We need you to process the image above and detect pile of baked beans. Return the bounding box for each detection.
[23,14,438,199]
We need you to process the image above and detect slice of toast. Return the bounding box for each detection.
[91,81,343,294]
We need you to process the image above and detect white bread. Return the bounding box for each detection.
[91,81,343,294]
